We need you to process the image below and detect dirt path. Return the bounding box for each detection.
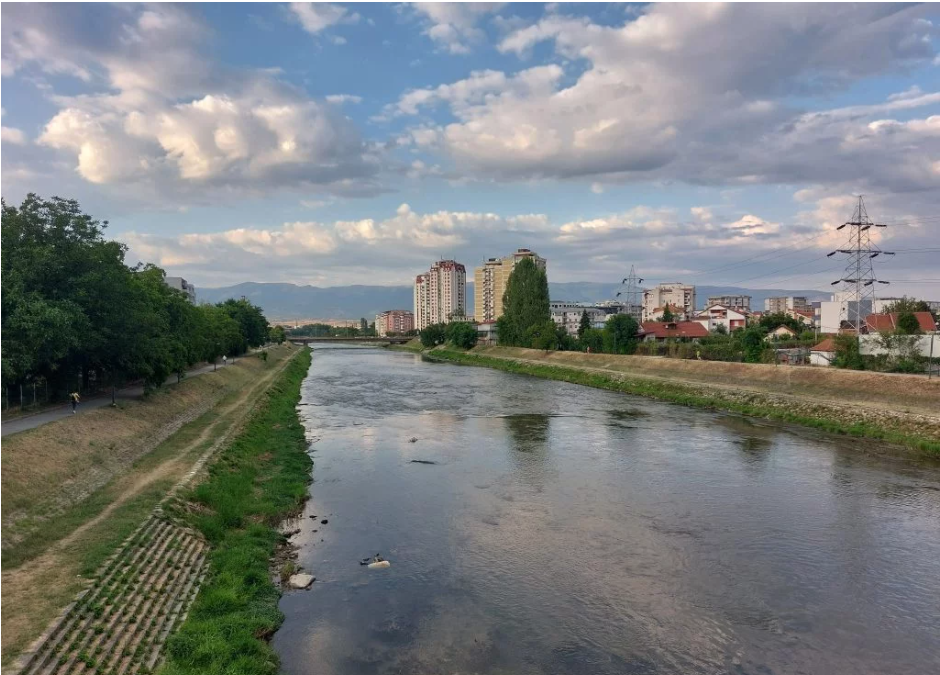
[1,351,299,669]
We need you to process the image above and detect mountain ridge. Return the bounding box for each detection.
[196,281,829,321]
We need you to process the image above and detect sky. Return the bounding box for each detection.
[2,2,939,296]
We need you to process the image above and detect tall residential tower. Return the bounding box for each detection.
[474,248,547,323]
[413,259,467,330]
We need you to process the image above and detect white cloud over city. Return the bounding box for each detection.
[2,2,938,293]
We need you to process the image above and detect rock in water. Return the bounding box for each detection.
[288,573,315,589]
[368,560,391,569]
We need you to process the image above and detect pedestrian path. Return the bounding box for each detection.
[1,363,227,438]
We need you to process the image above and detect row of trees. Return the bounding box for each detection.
[2,194,272,402]
[286,320,395,338]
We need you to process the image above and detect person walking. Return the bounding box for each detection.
[70,391,80,414]
[222,355,228,367]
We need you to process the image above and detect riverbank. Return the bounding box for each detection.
[1,345,301,667]
[385,337,424,353]
[159,348,312,674]
[428,347,940,456]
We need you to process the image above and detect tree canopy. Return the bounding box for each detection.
[497,257,550,347]
[2,194,270,398]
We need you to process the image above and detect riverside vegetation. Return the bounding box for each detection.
[159,348,312,675]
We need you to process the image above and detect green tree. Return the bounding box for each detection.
[883,297,930,314]
[578,310,591,338]
[580,328,605,353]
[740,326,766,363]
[604,314,640,354]
[526,320,560,350]
[360,317,368,333]
[419,323,447,348]
[660,306,675,322]
[269,325,287,344]
[445,321,479,349]
[758,312,802,334]
[832,334,865,370]
[501,257,550,347]
[896,311,922,335]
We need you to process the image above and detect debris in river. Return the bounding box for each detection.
[363,553,390,569]
[321,518,328,524]
[408,437,418,443]
[288,573,315,589]
[410,459,437,465]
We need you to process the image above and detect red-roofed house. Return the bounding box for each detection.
[640,321,709,341]
[810,337,836,366]
[692,304,748,332]
[865,312,937,333]
[646,304,688,322]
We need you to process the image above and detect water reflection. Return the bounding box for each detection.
[275,348,940,675]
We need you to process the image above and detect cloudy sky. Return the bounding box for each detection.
[2,2,939,296]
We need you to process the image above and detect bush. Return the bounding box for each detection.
[445,321,478,349]
[419,323,447,348]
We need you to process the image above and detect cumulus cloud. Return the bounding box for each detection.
[289,3,359,35]
[411,2,505,54]
[3,4,377,202]
[394,3,939,193]
[1,126,27,144]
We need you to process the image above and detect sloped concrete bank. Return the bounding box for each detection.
[428,347,940,456]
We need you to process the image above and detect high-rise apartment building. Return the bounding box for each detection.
[706,294,751,311]
[764,296,808,313]
[413,260,467,330]
[375,310,414,336]
[642,283,695,321]
[164,276,196,303]
[474,248,547,323]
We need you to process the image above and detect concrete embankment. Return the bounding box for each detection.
[1,345,301,668]
[428,346,940,455]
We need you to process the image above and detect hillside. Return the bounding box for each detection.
[197,281,828,321]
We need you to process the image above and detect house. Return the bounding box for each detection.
[692,304,747,332]
[787,308,815,326]
[766,325,797,340]
[864,312,937,334]
[640,321,709,342]
[810,337,836,366]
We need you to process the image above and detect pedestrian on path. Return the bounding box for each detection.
[222,355,227,366]
[70,391,80,414]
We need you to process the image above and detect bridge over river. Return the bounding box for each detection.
[289,336,412,345]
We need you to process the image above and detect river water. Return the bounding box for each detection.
[273,347,940,675]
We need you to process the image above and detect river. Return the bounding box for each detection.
[273,347,940,675]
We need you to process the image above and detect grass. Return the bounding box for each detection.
[429,348,940,456]
[385,337,424,353]
[159,348,312,675]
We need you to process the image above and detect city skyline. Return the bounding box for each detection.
[2,3,939,297]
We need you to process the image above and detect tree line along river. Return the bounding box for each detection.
[273,346,940,675]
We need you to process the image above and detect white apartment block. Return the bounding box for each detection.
[413,260,467,330]
[706,295,751,311]
[764,296,808,313]
[816,292,873,334]
[642,283,695,321]
[164,276,196,303]
[474,248,547,322]
[549,302,605,336]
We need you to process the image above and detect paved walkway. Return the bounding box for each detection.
[1,362,232,438]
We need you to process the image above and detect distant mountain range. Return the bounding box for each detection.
[197,281,829,321]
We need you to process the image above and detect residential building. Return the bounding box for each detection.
[692,304,747,332]
[810,338,836,366]
[865,312,937,334]
[766,325,798,340]
[414,260,467,330]
[816,292,873,334]
[164,276,196,303]
[642,283,695,321]
[474,248,547,322]
[706,294,751,311]
[476,321,498,346]
[787,308,815,326]
[375,310,414,336]
[765,296,809,314]
[646,304,688,322]
[639,321,709,341]
[550,302,605,336]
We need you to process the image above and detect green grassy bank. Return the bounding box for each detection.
[428,348,940,456]
[159,348,313,675]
